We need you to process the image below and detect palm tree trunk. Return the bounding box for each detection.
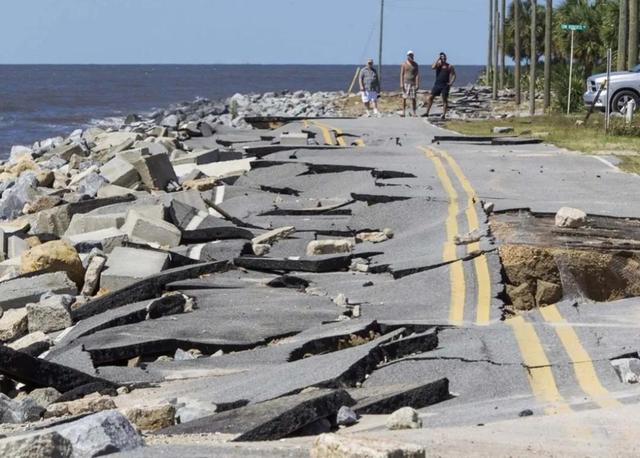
[515,0,521,105]
[529,0,537,116]
[488,0,494,83]
[628,0,638,69]
[500,0,506,89]
[493,0,499,99]
[543,0,552,110]
[619,0,628,71]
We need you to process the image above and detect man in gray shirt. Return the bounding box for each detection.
[400,50,419,117]
[359,58,381,117]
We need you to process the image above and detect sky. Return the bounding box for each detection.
[1,0,490,65]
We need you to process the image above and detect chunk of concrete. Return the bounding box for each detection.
[46,394,116,418]
[134,153,178,190]
[100,156,141,188]
[311,434,425,458]
[54,410,144,457]
[386,407,422,430]
[351,379,449,415]
[7,331,51,357]
[81,254,107,296]
[555,207,587,228]
[27,295,74,333]
[306,240,354,256]
[0,308,29,342]
[28,387,62,409]
[121,211,181,247]
[65,227,127,254]
[157,389,355,441]
[0,431,72,457]
[100,247,170,291]
[0,272,77,311]
[280,132,309,146]
[123,404,175,431]
[65,213,125,236]
[235,254,352,273]
[252,226,295,246]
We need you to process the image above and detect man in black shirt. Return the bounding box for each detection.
[425,52,456,119]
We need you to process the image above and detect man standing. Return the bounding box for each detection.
[425,52,456,119]
[400,51,419,117]
[359,58,380,117]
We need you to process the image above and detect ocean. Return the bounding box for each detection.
[0,64,482,158]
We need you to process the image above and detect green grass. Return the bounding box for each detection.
[444,114,640,173]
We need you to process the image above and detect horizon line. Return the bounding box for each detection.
[0,62,487,66]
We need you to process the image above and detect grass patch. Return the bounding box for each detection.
[444,114,640,173]
[445,114,640,154]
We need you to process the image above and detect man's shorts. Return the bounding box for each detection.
[402,83,417,100]
[361,90,378,103]
[431,83,450,98]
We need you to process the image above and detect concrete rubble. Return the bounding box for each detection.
[2,87,639,457]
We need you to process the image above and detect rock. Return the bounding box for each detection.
[355,231,388,244]
[333,294,348,307]
[454,228,482,245]
[21,240,85,288]
[26,294,74,333]
[100,247,169,291]
[252,243,270,256]
[251,226,295,246]
[9,145,33,164]
[0,173,40,219]
[121,210,181,248]
[311,434,425,458]
[385,407,422,430]
[7,331,51,356]
[611,358,640,383]
[555,207,587,228]
[123,404,175,431]
[22,195,61,214]
[0,431,71,457]
[134,153,178,191]
[0,272,77,311]
[54,410,144,456]
[535,280,562,306]
[493,126,514,134]
[506,282,536,311]
[336,405,358,426]
[0,393,44,423]
[483,201,495,213]
[100,156,141,188]
[77,172,107,198]
[28,387,62,409]
[174,348,196,360]
[307,240,354,256]
[161,114,180,128]
[0,308,28,342]
[46,394,117,418]
[65,227,127,254]
[81,254,107,296]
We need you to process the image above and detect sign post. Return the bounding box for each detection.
[561,23,587,115]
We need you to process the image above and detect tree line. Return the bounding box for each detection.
[487,0,637,113]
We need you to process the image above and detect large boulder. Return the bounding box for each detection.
[21,241,85,288]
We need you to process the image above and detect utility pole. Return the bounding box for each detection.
[629,0,638,69]
[493,1,499,99]
[544,0,552,110]
[618,0,628,71]
[500,0,506,89]
[378,0,384,85]
[515,0,522,105]
[530,0,537,116]
[488,0,494,85]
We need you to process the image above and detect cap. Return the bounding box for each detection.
[407,50,414,55]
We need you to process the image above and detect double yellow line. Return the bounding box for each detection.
[419,144,620,415]
[306,120,364,147]
[418,146,491,325]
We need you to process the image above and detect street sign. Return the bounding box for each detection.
[561,23,587,31]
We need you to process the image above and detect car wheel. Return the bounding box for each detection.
[611,90,640,114]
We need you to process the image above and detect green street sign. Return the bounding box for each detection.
[561,23,587,31]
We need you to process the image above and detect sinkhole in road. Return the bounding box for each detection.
[490,210,640,313]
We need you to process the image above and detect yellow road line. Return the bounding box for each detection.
[418,146,465,324]
[309,120,334,145]
[437,149,492,325]
[508,316,573,415]
[355,138,366,147]
[540,305,622,409]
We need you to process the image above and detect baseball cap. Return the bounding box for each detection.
[407,50,414,55]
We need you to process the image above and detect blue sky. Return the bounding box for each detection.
[1,0,489,65]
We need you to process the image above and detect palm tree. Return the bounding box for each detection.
[544,0,552,110]
[530,0,537,116]
[515,0,522,105]
[629,0,638,69]
[493,0,499,99]
[618,0,628,70]
[500,0,506,89]
[488,0,494,84]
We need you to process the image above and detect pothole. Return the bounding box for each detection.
[492,211,640,314]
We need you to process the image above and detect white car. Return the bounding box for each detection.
[584,64,640,113]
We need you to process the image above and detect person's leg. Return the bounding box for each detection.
[402,98,407,117]
[412,97,417,116]
[441,95,448,119]
[425,94,434,117]
[372,99,380,115]
[364,101,371,116]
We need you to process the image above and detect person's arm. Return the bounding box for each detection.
[400,64,405,89]
[449,66,457,86]
[432,57,441,69]
[359,69,365,92]
[373,70,381,93]
[416,66,420,90]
